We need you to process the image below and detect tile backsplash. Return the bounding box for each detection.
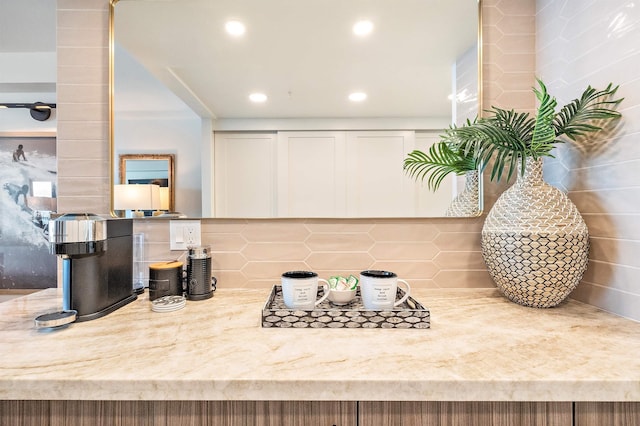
[536,0,640,320]
[55,1,640,320]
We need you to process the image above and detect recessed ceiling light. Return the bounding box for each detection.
[348,92,367,102]
[353,20,373,36]
[249,93,267,103]
[225,20,246,36]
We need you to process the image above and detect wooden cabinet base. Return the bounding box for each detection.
[574,402,640,426]
[359,401,572,426]
[3,400,640,425]
[0,401,356,426]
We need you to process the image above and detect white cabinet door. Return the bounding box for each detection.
[214,132,277,217]
[213,130,452,218]
[345,131,416,217]
[277,132,347,217]
[414,130,455,217]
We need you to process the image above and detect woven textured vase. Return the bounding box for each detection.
[481,158,589,308]
[445,170,481,217]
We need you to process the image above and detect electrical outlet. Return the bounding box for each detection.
[169,220,201,250]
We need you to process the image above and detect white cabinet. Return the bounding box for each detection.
[213,132,277,217]
[213,130,449,217]
[277,131,347,217]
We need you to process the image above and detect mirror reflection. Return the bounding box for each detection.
[112,0,481,218]
[117,154,175,217]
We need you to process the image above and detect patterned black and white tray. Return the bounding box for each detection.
[261,285,430,329]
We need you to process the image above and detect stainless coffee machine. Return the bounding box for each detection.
[45,213,137,323]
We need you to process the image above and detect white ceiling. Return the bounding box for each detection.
[114,0,478,122]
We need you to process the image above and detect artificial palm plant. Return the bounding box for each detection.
[403,79,622,190]
[403,119,481,191]
[474,79,623,308]
[459,78,622,182]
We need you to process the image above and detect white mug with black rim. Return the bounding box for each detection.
[359,270,411,310]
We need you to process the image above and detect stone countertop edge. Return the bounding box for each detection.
[1,287,639,402]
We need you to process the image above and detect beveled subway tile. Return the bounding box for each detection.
[216,271,249,288]
[133,221,170,242]
[433,233,481,251]
[497,15,536,35]
[572,188,640,215]
[57,47,108,68]
[303,219,374,233]
[369,261,439,280]
[203,234,247,252]
[497,0,536,16]
[57,139,106,158]
[144,243,175,263]
[584,213,640,240]
[56,177,108,196]
[58,10,107,28]
[435,218,485,233]
[242,261,309,280]
[57,159,108,177]
[57,83,108,104]
[496,89,537,111]
[56,102,107,121]
[582,260,640,295]
[304,233,374,252]
[201,220,247,234]
[244,279,279,290]
[432,270,495,289]
[433,251,486,270]
[57,120,108,140]
[369,242,439,261]
[369,223,439,242]
[495,34,536,54]
[57,195,105,215]
[57,27,107,48]
[57,0,107,10]
[306,252,374,271]
[571,282,640,322]
[590,237,640,269]
[241,221,310,242]
[402,279,438,290]
[242,243,310,261]
[314,269,362,279]
[482,5,505,27]
[211,252,247,271]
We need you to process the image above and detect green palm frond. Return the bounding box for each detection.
[554,83,623,140]
[403,141,475,191]
[403,79,623,186]
[530,78,558,157]
[465,109,534,182]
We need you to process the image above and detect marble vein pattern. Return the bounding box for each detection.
[1,288,640,401]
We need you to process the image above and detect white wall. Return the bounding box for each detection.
[114,44,202,217]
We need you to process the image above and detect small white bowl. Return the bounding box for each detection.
[328,288,357,305]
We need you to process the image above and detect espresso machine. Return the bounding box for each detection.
[37,213,137,326]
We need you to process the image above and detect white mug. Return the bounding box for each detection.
[359,270,411,310]
[281,271,330,310]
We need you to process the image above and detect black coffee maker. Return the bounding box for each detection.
[186,245,216,300]
[46,213,137,322]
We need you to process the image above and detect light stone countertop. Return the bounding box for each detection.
[1,287,640,402]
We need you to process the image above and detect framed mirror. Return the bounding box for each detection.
[118,154,175,214]
[110,0,482,218]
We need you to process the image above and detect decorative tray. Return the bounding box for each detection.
[261,285,430,329]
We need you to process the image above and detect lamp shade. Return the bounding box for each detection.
[159,186,170,210]
[114,184,161,211]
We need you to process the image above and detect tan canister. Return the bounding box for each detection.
[148,261,183,301]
